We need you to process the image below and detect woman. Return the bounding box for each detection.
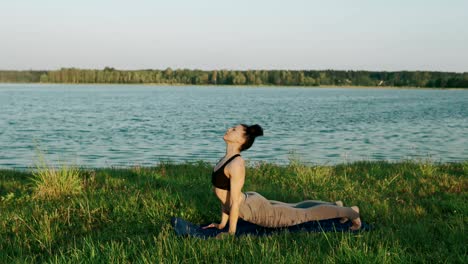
[203,124,361,236]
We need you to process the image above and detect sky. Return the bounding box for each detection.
[1,0,467,72]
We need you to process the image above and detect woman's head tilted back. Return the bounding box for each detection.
[239,124,263,151]
[223,124,264,151]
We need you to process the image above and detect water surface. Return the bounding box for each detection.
[0,84,466,168]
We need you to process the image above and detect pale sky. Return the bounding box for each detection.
[1,0,467,72]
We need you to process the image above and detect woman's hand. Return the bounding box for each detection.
[202,223,225,229]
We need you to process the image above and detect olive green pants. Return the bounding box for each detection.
[239,192,359,228]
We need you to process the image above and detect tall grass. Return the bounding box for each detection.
[30,153,82,199]
[0,159,466,263]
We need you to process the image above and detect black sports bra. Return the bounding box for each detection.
[211,154,241,190]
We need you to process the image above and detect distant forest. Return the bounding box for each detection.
[1,68,467,88]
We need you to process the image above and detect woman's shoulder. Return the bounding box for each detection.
[227,155,245,169]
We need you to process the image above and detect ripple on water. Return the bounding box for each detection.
[384,134,399,139]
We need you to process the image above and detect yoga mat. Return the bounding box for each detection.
[171,217,371,239]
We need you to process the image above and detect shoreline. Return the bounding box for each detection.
[1,82,467,90]
[1,159,466,172]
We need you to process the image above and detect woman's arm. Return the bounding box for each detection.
[218,204,230,228]
[227,158,245,235]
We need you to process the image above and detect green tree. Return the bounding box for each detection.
[233,73,246,85]
[210,70,218,84]
[39,74,48,83]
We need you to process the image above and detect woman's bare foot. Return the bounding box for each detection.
[349,206,361,231]
[335,201,349,224]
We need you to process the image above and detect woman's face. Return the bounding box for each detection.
[223,124,246,144]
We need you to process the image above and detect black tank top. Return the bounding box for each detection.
[211,154,241,190]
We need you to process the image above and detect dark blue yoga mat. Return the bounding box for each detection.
[171,217,370,238]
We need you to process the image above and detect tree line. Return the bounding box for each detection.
[1,68,467,88]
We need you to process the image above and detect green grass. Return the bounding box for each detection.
[30,156,82,200]
[0,160,466,263]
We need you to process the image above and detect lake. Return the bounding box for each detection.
[0,84,467,169]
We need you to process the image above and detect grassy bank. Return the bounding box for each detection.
[1,160,466,263]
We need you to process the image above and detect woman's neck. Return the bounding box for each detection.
[225,144,241,157]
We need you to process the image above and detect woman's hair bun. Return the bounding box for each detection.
[239,124,263,151]
[247,124,264,137]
